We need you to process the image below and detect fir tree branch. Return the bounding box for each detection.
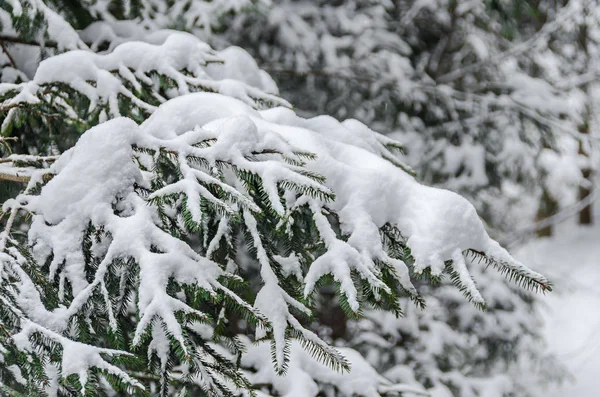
[465,249,552,293]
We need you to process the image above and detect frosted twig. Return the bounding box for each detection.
[0,206,18,252]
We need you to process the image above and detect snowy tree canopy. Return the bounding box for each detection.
[220,2,581,395]
[228,0,598,240]
[0,1,558,396]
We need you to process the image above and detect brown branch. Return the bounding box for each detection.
[0,173,30,183]
[0,103,19,113]
[0,172,53,183]
[0,40,17,69]
[262,66,380,84]
[0,155,58,164]
[0,34,58,49]
[0,102,62,120]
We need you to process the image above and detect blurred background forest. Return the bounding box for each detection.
[1,0,599,395]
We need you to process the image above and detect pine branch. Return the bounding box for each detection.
[466,249,552,293]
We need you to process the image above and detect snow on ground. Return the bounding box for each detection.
[517,218,600,395]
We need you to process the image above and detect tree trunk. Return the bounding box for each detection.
[536,190,558,237]
[578,17,593,226]
[579,168,593,225]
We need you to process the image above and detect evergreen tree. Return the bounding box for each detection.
[347,260,563,396]
[0,1,554,396]
[227,0,590,239]
[220,0,576,395]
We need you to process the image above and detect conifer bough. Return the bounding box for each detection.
[0,7,551,397]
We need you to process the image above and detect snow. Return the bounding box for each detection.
[501,58,583,119]
[442,137,489,189]
[538,135,585,208]
[518,219,600,396]
[350,254,551,397]
[13,319,143,393]
[9,113,261,376]
[5,0,86,50]
[140,93,547,312]
[26,118,139,299]
[205,46,280,94]
[5,1,20,14]
[1,1,597,395]
[32,118,138,225]
[240,336,428,397]
[2,89,548,391]
[2,31,289,119]
[33,0,86,50]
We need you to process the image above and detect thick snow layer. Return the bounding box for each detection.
[205,46,280,95]
[7,0,87,50]
[10,114,263,379]
[518,220,600,396]
[141,93,547,308]
[0,31,289,118]
[26,118,140,302]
